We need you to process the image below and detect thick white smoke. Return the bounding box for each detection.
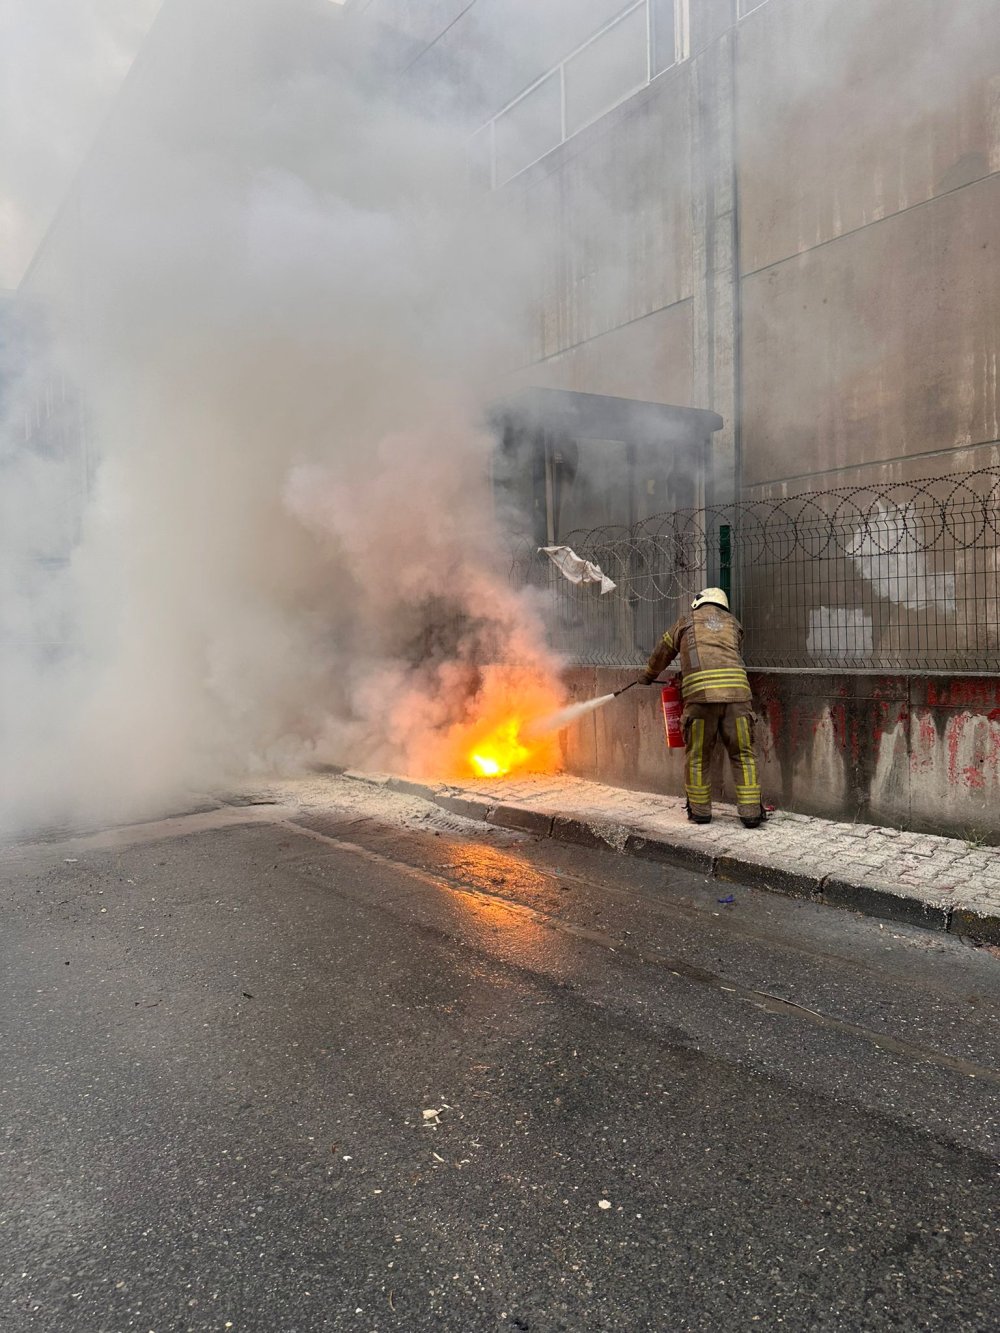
[0,0,565,831]
[0,0,162,289]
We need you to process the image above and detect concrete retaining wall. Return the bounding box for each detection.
[558,667,1000,841]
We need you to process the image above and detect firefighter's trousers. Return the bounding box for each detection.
[683,701,761,820]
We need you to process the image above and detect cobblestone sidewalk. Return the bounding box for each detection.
[347,770,1000,944]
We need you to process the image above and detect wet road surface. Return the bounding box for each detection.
[1,781,998,1331]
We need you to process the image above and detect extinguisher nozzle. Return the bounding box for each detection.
[612,680,641,697]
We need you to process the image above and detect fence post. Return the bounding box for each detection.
[719,523,732,607]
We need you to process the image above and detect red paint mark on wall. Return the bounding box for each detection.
[871,677,907,701]
[829,703,847,750]
[765,699,783,743]
[947,718,964,785]
[848,717,862,766]
[944,712,1000,789]
[926,678,1000,710]
[909,710,937,773]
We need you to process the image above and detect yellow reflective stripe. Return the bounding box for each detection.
[662,630,673,648]
[686,785,712,800]
[682,669,750,697]
[734,786,761,799]
[736,715,751,789]
[684,669,749,684]
[692,718,705,790]
[683,683,749,694]
[737,716,759,790]
[686,680,749,686]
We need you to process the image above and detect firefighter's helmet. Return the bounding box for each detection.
[691,586,730,612]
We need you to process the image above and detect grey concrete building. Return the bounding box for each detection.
[359,0,1000,503]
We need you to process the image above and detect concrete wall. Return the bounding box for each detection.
[738,0,1000,494]
[372,0,1000,502]
[559,666,1000,841]
[507,72,695,372]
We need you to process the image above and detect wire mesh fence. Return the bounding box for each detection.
[507,469,1000,673]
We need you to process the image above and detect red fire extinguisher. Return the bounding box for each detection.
[660,679,685,749]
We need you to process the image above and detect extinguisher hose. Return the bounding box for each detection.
[613,680,641,697]
[615,676,673,697]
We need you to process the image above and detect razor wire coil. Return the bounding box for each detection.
[507,468,1000,673]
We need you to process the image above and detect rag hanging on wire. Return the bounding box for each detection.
[539,545,616,595]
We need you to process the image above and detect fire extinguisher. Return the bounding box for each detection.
[660,679,685,749]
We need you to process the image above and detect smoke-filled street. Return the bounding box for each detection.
[4,2,1000,1329]
[2,778,997,1332]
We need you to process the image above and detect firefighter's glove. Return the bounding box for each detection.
[639,670,657,685]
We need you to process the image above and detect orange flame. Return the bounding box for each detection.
[398,663,564,782]
[469,717,531,778]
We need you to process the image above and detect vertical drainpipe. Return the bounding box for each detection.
[691,9,741,514]
[730,20,743,511]
[728,14,743,614]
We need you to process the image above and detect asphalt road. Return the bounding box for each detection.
[1,780,999,1332]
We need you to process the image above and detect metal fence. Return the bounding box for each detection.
[508,469,1000,673]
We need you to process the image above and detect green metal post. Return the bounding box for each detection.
[719,524,732,608]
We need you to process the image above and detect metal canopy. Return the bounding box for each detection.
[492,387,723,444]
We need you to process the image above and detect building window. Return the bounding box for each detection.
[476,0,690,187]
[650,0,685,74]
[564,5,648,139]
[495,71,563,186]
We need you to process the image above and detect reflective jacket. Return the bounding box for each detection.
[642,605,751,703]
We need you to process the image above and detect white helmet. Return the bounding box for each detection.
[691,586,730,612]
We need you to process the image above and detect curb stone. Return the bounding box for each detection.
[434,794,492,822]
[386,776,445,800]
[951,906,1000,947]
[715,855,821,899]
[624,833,715,878]
[552,816,630,853]
[490,803,555,836]
[820,878,952,932]
[341,773,1000,942]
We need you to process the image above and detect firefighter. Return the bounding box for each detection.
[641,587,764,828]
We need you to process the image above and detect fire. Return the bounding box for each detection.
[469,718,530,778]
[398,662,564,782]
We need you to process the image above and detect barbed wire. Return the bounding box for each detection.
[508,469,1000,672]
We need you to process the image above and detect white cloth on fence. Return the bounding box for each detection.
[539,545,616,595]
